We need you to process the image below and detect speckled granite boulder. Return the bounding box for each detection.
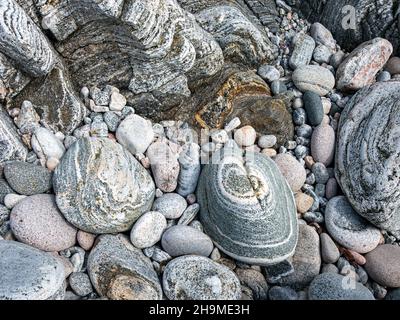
[197,143,298,266]
[87,234,162,300]
[162,255,241,300]
[0,240,65,300]
[336,80,400,235]
[54,137,155,234]
[4,161,52,195]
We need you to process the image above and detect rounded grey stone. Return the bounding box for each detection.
[292,65,335,96]
[161,225,213,257]
[235,268,268,300]
[69,272,93,297]
[312,162,329,184]
[325,196,381,254]
[197,145,298,265]
[4,161,52,196]
[268,286,298,300]
[0,240,65,300]
[130,211,167,249]
[162,255,242,300]
[53,137,155,234]
[320,233,340,264]
[309,273,375,300]
[152,193,187,219]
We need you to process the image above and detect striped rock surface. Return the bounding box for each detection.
[87,234,162,300]
[0,0,56,77]
[197,143,298,265]
[53,137,155,234]
[336,80,400,235]
[0,107,27,164]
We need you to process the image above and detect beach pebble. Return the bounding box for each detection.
[77,231,96,251]
[109,92,126,111]
[4,161,52,195]
[295,192,314,214]
[234,126,256,147]
[277,225,321,290]
[336,38,392,91]
[162,256,241,300]
[310,23,336,50]
[235,268,269,300]
[313,44,332,64]
[312,162,329,184]
[10,194,77,252]
[309,273,374,300]
[293,65,335,96]
[130,211,167,249]
[268,286,298,300]
[320,233,340,264]
[311,125,335,166]
[325,177,339,200]
[365,245,400,288]
[152,193,187,220]
[303,91,324,126]
[69,272,93,297]
[4,194,27,209]
[258,135,277,149]
[289,34,315,69]
[31,127,66,161]
[161,225,213,257]
[274,153,306,191]
[385,56,400,75]
[0,240,66,300]
[325,196,381,254]
[116,114,154,155]
[177,203,200,226]
[258,65,280,82]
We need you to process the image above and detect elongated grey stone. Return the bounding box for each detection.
[54,137,155,234]
[176,143,201,197]
[0,0,56,77]
[335,80,400,234]
[197,143,298,265]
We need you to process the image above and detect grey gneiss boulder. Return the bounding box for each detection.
[10,194,77,252]
[197,143,298,266]
[0,240,66,300]
[161,225,213,257]
[162,255,241,300]
[54,137,155,234]
[87,234,162,300]
[336,80,400,235]
[325,196,381,254]
[4,161,52,195]
[309,273,375,300]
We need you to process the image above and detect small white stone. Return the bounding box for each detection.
[210,129,229,144]
[224,117,241,132]
[31,127,66,161]
[4,194,27,209]
[130,211,167,249]
[258,135,277,149]
[234,126,256,147]
[322,98,332,114]
[89,99,109,113]
[109,92,127,111]
[46,157,59,171]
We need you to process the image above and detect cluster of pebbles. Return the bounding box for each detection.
[0,1,400,301]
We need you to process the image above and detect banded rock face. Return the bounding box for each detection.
[0,108,28,164]
[336,80,400,235]
[290,0,400,55]
[87,234,162,300]
[54,137,155,234]
[0,0,56,77]
[197,143,298,265]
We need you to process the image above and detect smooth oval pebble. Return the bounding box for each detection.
[31,127,66,161]
[311,124,335,166]
[274,153,306,192]
[53,137,155,234]
[130,211,167,249]
[4,161,52,196]
[303,91,324,126]
[0,240,65,300]
[325,196,381,254]
[161,225,213,257]
[116,114,154,155]
[10,194,77,252]
[234,126,257,147]
[76,230,96,251]
[320,233,340,264]
[385,56,400,75]
[309,273,374,300]
[292,65,335,96]
[162,255,242,300]
[365,245,400,288]
[152,193,187,219]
